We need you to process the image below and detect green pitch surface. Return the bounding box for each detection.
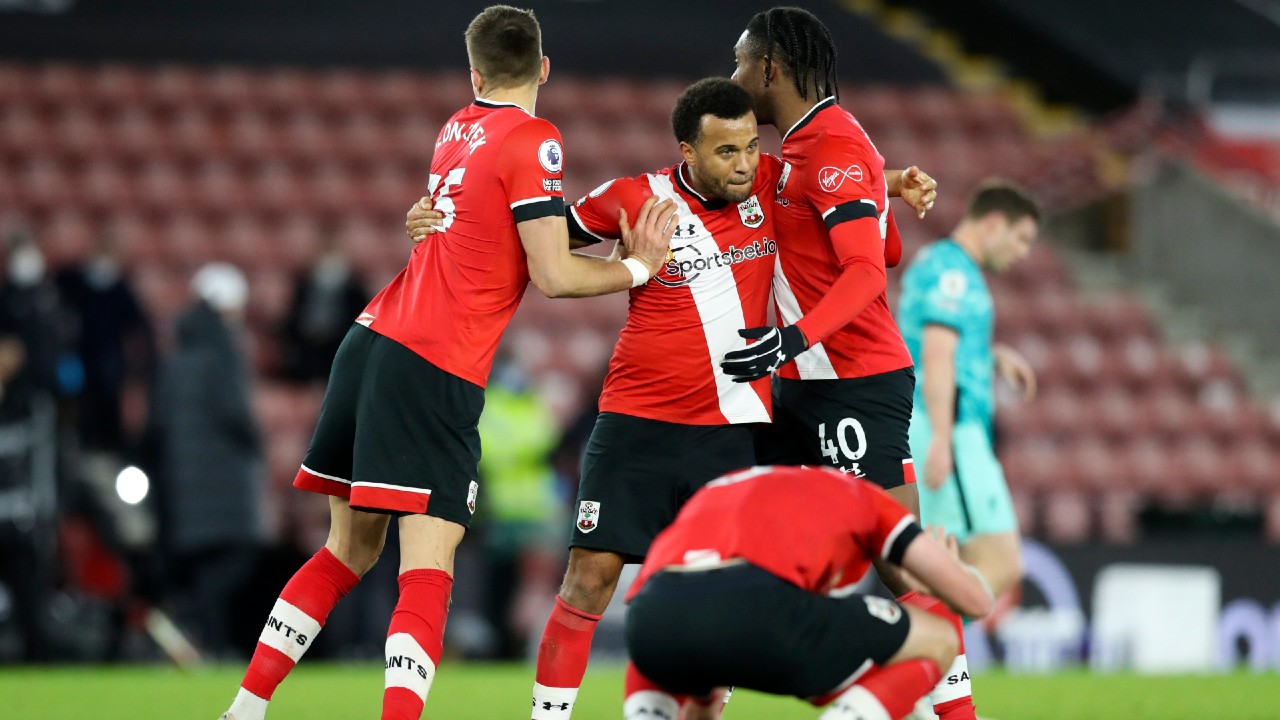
[4,663,1278,719]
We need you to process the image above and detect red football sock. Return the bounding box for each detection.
[240,547,359,700]
[531,596,603,718]
[381,569,453,720]
[823,659,941,720]
[898,591,976,720]
[622,661,685,719]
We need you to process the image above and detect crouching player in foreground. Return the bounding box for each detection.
[625,465,994,720]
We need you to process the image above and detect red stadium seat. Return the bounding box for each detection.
[1042,490,1092,544]
[89,64,149,112]
[148,65,203,112]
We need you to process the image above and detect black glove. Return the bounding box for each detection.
[720,325,807,382]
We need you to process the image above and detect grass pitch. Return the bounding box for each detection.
[4,663,1278,719]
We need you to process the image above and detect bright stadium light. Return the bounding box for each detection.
[116,465,150,505]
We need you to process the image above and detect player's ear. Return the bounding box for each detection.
[470,68,484,97]
[538,56,550,86]
[678,140,698,166]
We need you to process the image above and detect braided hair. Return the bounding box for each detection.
[744,6,839,102]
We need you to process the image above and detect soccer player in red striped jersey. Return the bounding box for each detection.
[625,465,994,720]
[216,7,674,720]
[531,77,780,720]
[725,7,974,720]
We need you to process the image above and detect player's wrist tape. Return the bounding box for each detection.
[621,257,650,288]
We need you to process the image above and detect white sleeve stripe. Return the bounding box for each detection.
[568,204,615,242]
[510,196,553,209]
[821,197,879,218]
[880,515,917,561]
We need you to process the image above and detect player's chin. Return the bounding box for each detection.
[721,184,753,203]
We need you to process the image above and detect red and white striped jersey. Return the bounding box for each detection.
[629,465,921,599]
[772,97,913,380]
[567,157,783,425]
[360,99,566,388]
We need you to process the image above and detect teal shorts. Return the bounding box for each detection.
[908,409,1017,543]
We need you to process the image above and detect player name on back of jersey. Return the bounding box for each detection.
[436,120,487,153]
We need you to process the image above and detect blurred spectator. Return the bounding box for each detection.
[53,234,154,455]
[149,264,265,659]
[0,231,61,661]
[0,231,61,418]
[476,352,563,659]
[278,232,368,383]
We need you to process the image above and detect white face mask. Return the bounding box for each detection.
[8,246,45,288]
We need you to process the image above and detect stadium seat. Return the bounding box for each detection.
[1043,490,1092,543]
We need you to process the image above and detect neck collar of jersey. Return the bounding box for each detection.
[782,96,838,141]
[473,98,534,116]
[676,162,728,211]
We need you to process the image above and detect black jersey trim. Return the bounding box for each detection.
[782,97,838,141]
[566,204,607,246]
[883,517,922,566]
[822,199,879,230]
[473,98,534,116]
[675,163,728,212]
[512,196,566,223]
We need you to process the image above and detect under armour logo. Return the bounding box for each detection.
[671,223,698,238]
[540,701,571,711]
[767,349,786,373]
[818,164,863,192]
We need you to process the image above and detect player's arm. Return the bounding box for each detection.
[720,169,889,381]
[519,196,674,298]
[406,195,600,250]
[921,324,959,489]
[898,526,995,619]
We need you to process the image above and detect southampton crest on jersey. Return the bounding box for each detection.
[738,195,764,229]
[576,501,600,534]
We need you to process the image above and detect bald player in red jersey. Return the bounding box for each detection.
[625,465,993,720]
[217,7,674,720]
[724,7,977,720]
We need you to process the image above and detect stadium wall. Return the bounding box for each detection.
[0,0,947,85]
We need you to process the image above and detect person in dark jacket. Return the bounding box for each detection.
[152,263,264,659]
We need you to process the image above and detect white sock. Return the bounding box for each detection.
[928,653,972,706]
[532,682,579,719]
[225,687,268,720]
[623,690,680,720]
[817,686,892,720]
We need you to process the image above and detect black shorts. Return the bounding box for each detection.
[293,323,484,525]
[571,413,756,559]
[755,367,917,490]
[626,563,911,703]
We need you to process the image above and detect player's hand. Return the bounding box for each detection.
[619,196,678,276]
[896,166,937,220]
[923,434,953,490]
[994,342,1037,401]
[406,196,446,243]
[719,325,808,382]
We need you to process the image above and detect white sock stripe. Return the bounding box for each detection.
[226,687,269,720]
[256,599,322,662]
[384,632,436,702]
[622,690,681,720]
[820,686,891,720]
[928,653,972,704]
[531,682,580,718]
